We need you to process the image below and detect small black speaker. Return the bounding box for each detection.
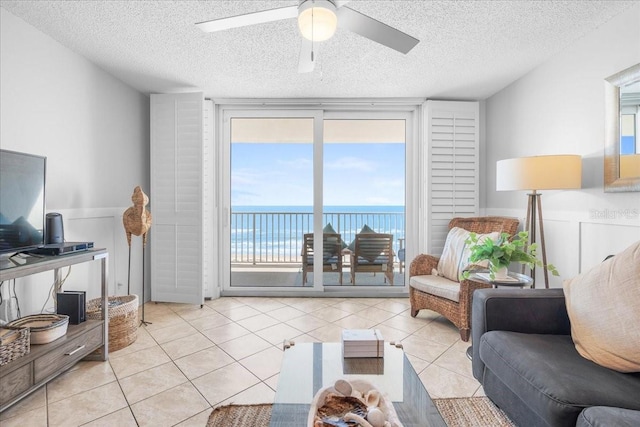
[46,212,64,244]
[57,291,86,324]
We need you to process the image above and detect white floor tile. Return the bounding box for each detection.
[192,362,260,406]
[7,296,478,424]
[130,382,210,427]
[219,382,276,406]
[0,385,46,421]
[118,362,188,404]
[0,406,47,427]
[218,333,272,360]
[239,346,284,380]
[47,381,128,426]
[174,346,235,380]
[418,364,480,398]
[254,322,304,344]
[236,313,282,332]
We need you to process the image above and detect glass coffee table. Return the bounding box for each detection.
[270,342,446,426]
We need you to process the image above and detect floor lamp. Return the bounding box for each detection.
[496,155,582,288]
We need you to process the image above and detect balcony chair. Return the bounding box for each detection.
[302,233,344,285]
[409,216,519,341]
[349,233,394,285]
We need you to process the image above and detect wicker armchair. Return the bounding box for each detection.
[409,216,519,341]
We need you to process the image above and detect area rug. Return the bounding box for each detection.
[206,403,271,427]
[206,397,515,426]
[433,396,515,426]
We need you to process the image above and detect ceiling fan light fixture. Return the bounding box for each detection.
[298,0,337,42]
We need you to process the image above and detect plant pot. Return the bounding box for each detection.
[492,266,510,280]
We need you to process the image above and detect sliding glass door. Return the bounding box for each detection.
[322,118,406,287]
[227,113,318,289]
[221,108,411,294]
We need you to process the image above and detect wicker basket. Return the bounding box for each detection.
[8,314,69,345]
[0,326,30,366]
[87,294,138,352]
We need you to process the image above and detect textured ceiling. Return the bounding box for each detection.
[1,1,636,100]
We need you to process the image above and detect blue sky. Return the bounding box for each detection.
[232,143,405,206]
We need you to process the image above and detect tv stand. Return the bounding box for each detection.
[0,249,108,412]
[0,252,22,270]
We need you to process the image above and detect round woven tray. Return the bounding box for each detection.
[87,294,138,352]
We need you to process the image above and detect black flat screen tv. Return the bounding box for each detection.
[0,149,47,256]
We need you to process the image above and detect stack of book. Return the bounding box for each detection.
[342,329,384,358]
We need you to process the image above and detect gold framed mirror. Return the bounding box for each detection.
[604,63,640,192]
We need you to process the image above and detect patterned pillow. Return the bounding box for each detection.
[563,240,640,373]
[436,227,500,281]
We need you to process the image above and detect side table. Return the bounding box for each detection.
[465,271,533,360]
[469,271,534,289]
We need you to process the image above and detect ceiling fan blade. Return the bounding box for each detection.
[336,6,419,54]
[298,39,317,73]
[196,5,298,32]
[334,0,352,7]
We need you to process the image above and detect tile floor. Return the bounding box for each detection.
[0,296,484,426]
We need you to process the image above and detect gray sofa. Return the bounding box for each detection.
[471,288,640,427]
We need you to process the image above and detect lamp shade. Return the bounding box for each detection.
[298,0,337,42]
[496,155,582,191]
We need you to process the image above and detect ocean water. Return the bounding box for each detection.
[231,206,405,262]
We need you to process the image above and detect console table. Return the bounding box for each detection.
[0,249,108,412]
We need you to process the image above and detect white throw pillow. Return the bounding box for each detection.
[563,240,640,373]
[436,227,500,281]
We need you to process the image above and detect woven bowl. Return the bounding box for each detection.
[308,379,402,427]
[0,326,30,366]
[8,314,69,345]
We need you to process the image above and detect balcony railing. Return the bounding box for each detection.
[231,210,405,264]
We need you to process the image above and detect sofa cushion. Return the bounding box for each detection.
[436,227,499,281]
[409,275,460,302]
[306,256,339,265]
[563,240,640,373]
[479,331,640,426]
[577,407,640,427]
[354,255,391,266]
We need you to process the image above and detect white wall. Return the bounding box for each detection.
[483,4,640,287]
[0,8,150,319]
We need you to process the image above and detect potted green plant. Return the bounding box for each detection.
[461,231,559,280]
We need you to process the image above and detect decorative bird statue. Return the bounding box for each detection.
[122,186,153,326]
[123,186,152,247]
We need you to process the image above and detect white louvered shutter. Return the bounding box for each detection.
[202,100,217,299]
[150,93,205,305]
[424,101,479,255]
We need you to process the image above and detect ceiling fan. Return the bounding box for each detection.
[196,0,419,73]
